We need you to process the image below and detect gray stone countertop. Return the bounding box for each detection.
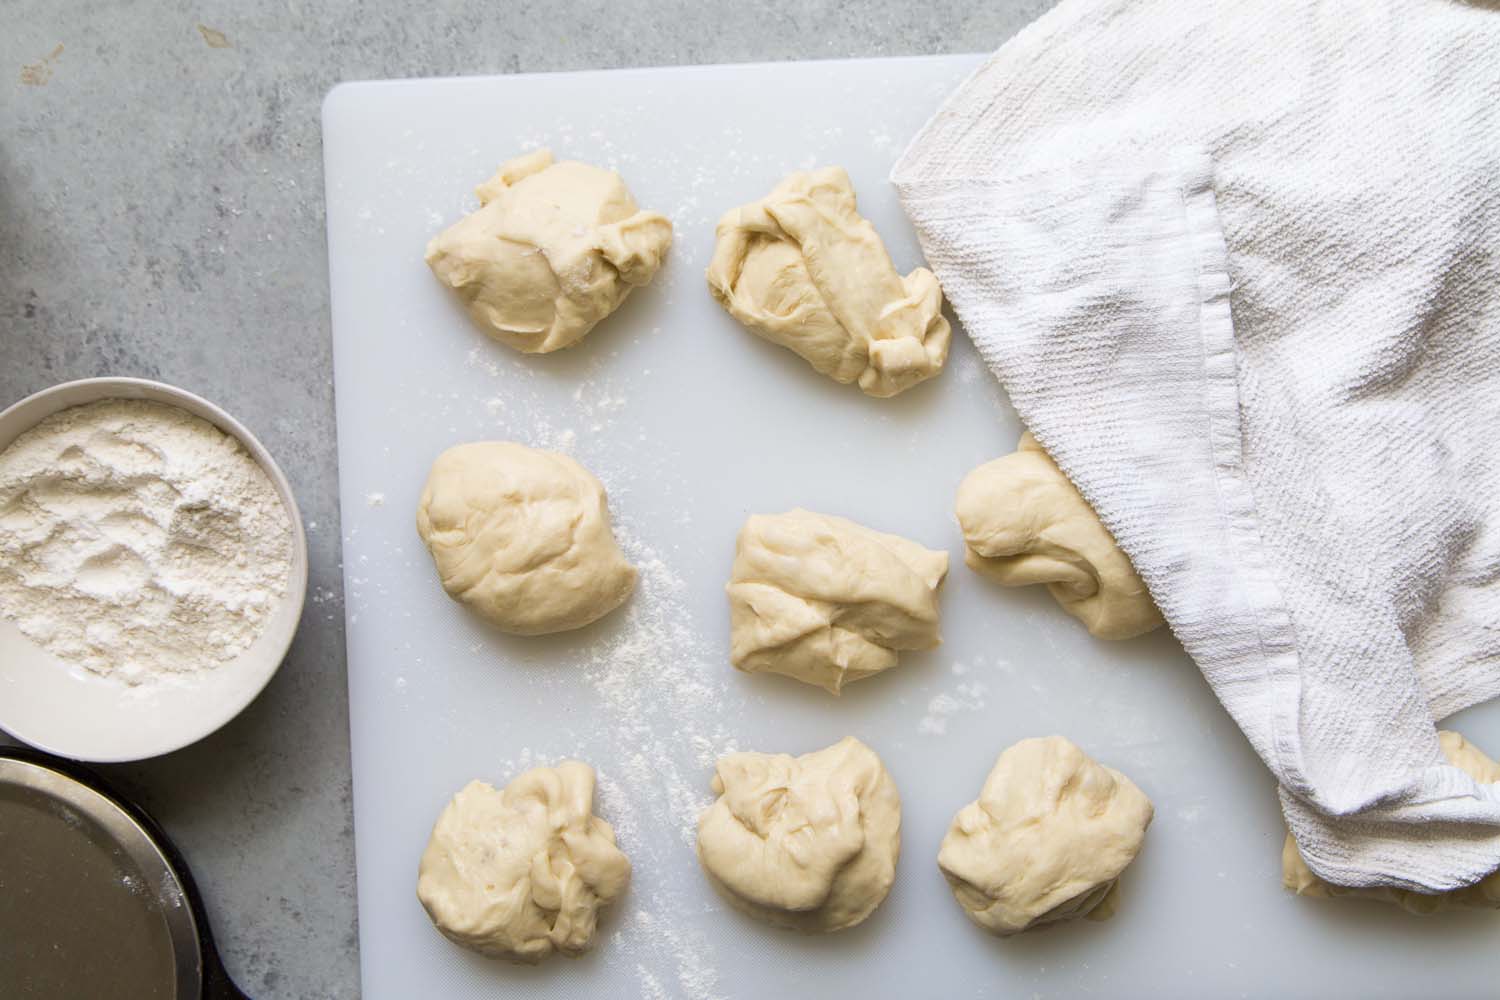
[1,2,1051,995]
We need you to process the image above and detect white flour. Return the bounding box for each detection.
[580,527,732,1000]
[918,668,990,736]
[473,504,732,999]
[0,399,293,685]
[440,324,735,998]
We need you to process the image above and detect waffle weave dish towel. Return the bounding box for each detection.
[894,0,1500,891]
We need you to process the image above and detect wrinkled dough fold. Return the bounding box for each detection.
[955,432,1162,639]
[707,167,950,397]
[938,736,1153,936]
[727,509,947,693]
[417,762,631,963]
[416,442,636,634]
[697,736,902,932]
[427,148,672,353]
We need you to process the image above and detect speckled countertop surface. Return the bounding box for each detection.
[0,2,1054,995]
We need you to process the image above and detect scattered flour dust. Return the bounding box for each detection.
[464,344,502,378]
[455,327,730,998]
[636,964,670,1000]
[0,399,292,685]
[919,662,990,736]
[468,343,631,443]
[487,526,732,1000]
[586,526,734,842]
[582,526,733,1000]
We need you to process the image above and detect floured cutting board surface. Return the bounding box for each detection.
[323,55,1500,1000]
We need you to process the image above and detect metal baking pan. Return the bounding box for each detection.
[0,745,248,999]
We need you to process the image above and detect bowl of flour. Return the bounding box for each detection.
[0,377,308,761]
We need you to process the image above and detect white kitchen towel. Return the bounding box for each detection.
[894,0,1500,891]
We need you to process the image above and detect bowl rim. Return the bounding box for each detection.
[0,376,310,762]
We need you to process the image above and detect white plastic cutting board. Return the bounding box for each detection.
[323,56,1500,1000]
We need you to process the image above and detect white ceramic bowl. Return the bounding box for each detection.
[0,377,309,762]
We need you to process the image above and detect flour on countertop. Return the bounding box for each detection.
[919,672,990,736]
[429,295,731,998]
[584,525,733,845]
[0,399,293,685]
[636,965,670,1000]
[583,526,730,1000]
[479,523,730,1000]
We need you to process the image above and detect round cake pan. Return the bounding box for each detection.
[0,377,309,762]
[0,744,248,998]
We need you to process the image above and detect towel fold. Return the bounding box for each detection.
[894,0,1500,891]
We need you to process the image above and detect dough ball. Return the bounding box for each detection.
[416,762,631,963]
[726,509,947,694]
[938,736,1153,936]
[1283,731,1500,914]
[706,166,950,397]
[415,442,636,634]
[426,148,673,354]
[697,736,901,932]
[955,432,1163,639]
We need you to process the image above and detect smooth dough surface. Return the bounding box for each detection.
[706,166,950,397]
[415,441,636,634]
[726,509,947,694]
[426,148,672,353]
[938,735,1154,936]
[697,736,901,932]
[1283,730,1500,914]
[416,762,631,963]
[955,432,1163,639]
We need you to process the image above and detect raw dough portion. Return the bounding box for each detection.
[938,735,1154,936]
[706,167,950,397]
[955,432,1163,639]
[416,762,631,963]
[697,736,901,932]
[1283,731,1500,914]
[426,148,673,353]
[726,509,947,694]
[415,442,636,634]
